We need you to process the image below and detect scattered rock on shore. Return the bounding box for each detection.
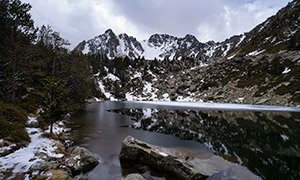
[65,146,101,175]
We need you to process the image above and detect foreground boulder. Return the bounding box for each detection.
[120,136,261,180]
[120,136,209,180]
[65,146,100,175]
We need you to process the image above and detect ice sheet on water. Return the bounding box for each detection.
[130,101,300,112]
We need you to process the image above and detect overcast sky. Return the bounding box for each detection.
[23,0,292,48]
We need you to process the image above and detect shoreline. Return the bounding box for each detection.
[0,114,99,180]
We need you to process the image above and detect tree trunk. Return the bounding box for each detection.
[11,25,17,104]
[50,123,53,134]
[52,55,56,76]
[11,91,16,104]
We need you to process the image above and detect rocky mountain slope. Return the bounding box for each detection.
[74,28,246,60]
[227,0,300,57]
[94,51,300,107]
[86,0,300,107]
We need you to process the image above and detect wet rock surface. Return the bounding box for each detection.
[120,136,261,180]
[122,173,146,180]
[120,136,208,180]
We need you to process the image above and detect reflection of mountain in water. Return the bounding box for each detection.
[112,108,300,180]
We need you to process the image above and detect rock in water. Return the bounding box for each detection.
[120,136,262,180]
[122,173,146,180]
[66,146,100,175]
[119,136,209,180]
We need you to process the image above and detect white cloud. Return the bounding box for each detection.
[197,24,217,43]
[23,0,147,48]
[22,0,292,47]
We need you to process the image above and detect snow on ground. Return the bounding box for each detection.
[143,108,152,119]
[131,72,142,79]
[176,95,201,102]
[130,101,300,112]
[162,93,170,101]
[248,49,266,56]
[27,116,37,124]
[98,81,117,101]
[282,67,291,74]
[0,116,65,179]
[144,82,152,93]
[125,92,135,101]
[222,43,232,57]
[104,73,120,81]
[236,34,246,47]
[143,82,159,100]
[140,40,164,60]
[281,134,289,141]
[82,43,90,54]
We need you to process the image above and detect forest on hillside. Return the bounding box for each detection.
[0,0,97,144]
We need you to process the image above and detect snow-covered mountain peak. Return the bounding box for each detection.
[74,0,300,60]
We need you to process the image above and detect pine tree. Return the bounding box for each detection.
[0,0,35,103]
[36,25,70,76]
[41,77,69,134]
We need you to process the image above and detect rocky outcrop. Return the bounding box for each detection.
[28,146,100,179]
[120,136,251,180]
[65,146,100,175]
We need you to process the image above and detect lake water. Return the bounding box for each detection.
[67,101,300,180]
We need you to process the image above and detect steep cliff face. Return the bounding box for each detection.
[73,29,144,59]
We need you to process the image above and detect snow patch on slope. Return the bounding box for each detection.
[141,40,164,60]
[0,117,66,179]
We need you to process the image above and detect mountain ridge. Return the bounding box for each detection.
[74,0,300,60]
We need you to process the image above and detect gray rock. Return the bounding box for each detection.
[29,161,59,172]
[256,98,268,104]
[120,136,209,180]
[45,169,72,180]
[122,173,146,180]
[190,85,197,92]
[66,146,100,175]
[73,174,88,180]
